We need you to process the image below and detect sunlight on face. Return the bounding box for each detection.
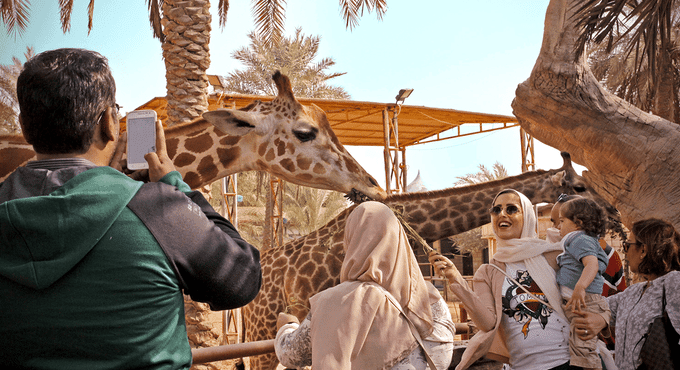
[491,192,524,240]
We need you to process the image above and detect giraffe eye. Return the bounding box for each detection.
[293,128,317,143]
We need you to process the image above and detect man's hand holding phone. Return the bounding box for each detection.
[144,118,176,182]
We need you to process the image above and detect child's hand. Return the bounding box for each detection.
[567,285,587,312]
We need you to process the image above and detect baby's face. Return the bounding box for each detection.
[558,211,580,238]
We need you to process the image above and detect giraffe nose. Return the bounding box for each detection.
[368,176,379,187]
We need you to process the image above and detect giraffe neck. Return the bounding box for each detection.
[163,118,259,189]
[0,120,258,188]
[383,169,553,242]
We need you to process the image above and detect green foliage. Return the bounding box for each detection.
[0,46,33,135]
[222,28,351,99]
[453,161,508,186]
[450,161,508,252]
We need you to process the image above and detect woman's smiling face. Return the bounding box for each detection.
[491,192,524,240]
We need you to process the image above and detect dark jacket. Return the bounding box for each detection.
[0,163,261,369]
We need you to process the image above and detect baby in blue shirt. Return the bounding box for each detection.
[556,198,610,370]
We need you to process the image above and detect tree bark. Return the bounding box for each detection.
[162,0,211,126]
[512,0,680,231]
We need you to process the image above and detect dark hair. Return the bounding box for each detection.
[560,198,606,237]
[555,193,581,204]
[632,218,680,276]
[17,48,116,154]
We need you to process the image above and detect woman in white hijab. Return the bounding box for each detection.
[430,189,609,370]
[274,201,456,369]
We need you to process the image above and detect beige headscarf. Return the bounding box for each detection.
[308,201,440,369]
[490,189,566,320]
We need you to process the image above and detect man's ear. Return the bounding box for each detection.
[100,107,117,143]
[18,115,33,144]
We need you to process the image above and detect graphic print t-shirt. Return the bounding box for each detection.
[500,261,570,370]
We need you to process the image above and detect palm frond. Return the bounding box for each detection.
[252,0,286,46]
[58,0,74,33]
[574,0,675,82]
[1,0,31,37]
[340,0,388,30]
[147,0,164,41]
[217,0,229,28]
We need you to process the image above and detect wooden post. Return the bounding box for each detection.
[191,339,276,364]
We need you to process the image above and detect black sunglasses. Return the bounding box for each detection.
[622,240,642,253]
[489,204,521,216]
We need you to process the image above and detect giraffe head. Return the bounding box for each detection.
[201,71,386,201]
[544,152,623,237]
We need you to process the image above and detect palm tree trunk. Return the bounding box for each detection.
[162,0,211,126]
[512,0,680,232]
[161,2,217,366]
[653,46,676,123]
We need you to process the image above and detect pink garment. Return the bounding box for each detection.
[308,201,440,369]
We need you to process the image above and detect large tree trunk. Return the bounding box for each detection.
[512,0,680,231]
[161,2,217,368]
[162,0,211,127]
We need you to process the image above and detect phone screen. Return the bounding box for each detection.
[127,114,156,170]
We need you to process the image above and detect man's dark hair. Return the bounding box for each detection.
[560,197,606,238]
[17,48,116,154]
[633,218,680,275]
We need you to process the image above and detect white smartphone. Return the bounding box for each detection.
[126,110,157,170]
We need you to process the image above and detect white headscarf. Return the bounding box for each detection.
[490,189,566,319]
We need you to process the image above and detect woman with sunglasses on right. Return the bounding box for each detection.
[574,218,680,370]
[430,189,605,370]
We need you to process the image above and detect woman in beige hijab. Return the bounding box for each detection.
[274,201,455,369]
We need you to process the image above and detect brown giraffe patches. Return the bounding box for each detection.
[279,158,295,173]
[286,142,295,154]
[296,156,311,170]
[274,138,286,156]
[344,157,360,174]
[166,138,180,159]
[174,153,196,167]
[431,209,449,222]
[258,142,268,156]
[407,210,427,224]
[216,147,241,168]
[455,202,470,213]
[183,172,201,189]
[219,135,241,146]
[185,133,213,154]
[313,163,326,174]
[265,148,275,162]
[196,156,218,182]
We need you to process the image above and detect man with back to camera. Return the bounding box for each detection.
[0,48,262,369]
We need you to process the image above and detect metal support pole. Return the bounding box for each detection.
[383,106,403,194]
[270,177,284,248]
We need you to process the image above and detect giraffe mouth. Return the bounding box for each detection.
[345,188,373,204]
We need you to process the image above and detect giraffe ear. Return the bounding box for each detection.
[203,109,262,136]
[550,170,566,186]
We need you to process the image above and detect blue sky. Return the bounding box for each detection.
[1,0,574,191]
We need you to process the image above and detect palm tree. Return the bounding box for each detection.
[574,0,680,122]
[453,161,508,186]
[281,185,348,241]
[223,28,350,99]
[0,46,34,135]
[450,162,508,254]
